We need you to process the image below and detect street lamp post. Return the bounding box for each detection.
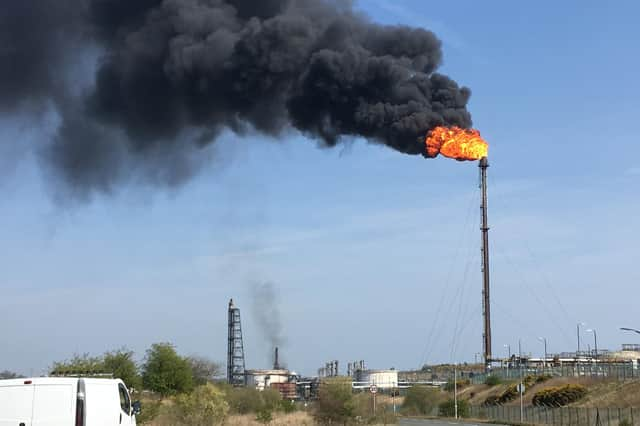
[586,329,598,361]
[504,344,511,377]
[518,339,523,423]
[454,364,458,419]
[620,327,640,335]
[538,337,548,371]
[577,322,586,358]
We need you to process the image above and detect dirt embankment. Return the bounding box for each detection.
[458,377,640,408]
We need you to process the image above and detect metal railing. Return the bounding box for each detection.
[470,405,639,425]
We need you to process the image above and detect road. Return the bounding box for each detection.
[399,418,496,426]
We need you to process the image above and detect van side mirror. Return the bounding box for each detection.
[132,400,141,415]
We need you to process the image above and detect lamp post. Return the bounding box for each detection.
[454,364,458,419]
[620,327,640,335]
[504,344,511,376]
[586,329,598,361]
[518,339,523,423]
[518,339,523,367]
[577,322,586,358]
[538,337,548,371]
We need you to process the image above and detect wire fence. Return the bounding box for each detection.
[470,405,638,425]
[470,364,639,384]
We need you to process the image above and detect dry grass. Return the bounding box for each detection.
[224,412,315,425]
[148,411,315,426]
[574,380,640,407]
[459,376,640,408]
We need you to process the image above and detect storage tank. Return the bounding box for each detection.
[245,369,291,391]
[355,369,398,389]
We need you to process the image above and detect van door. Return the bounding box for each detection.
[117,383,134,426]
[0,381,34,426]
[32,382,74,426]
[85,382,119,426]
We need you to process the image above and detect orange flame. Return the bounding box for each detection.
[425,126,488,161]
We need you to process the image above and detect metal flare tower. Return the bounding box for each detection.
[227,299,246,386]
[479,157,492,370]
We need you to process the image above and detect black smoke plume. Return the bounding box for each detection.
[250,282,286,367]
[1,0,472,196]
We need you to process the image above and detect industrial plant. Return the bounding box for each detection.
[222,156,495,400]
[226,298,404,400]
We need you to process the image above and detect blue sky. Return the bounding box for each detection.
[1,0,639,376]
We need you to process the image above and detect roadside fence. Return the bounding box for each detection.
[470,405,638,426]
[470,364,639,384]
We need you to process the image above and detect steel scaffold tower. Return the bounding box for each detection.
[227,299,246,386]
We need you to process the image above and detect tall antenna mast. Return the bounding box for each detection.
[479,157,492,371]
[227,299,246,386]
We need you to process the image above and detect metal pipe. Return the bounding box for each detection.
[479,157,492,370]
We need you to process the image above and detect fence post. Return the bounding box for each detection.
[608,407,611,425]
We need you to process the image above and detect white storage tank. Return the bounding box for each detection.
[244,369,290,391]
[355,369,398,389]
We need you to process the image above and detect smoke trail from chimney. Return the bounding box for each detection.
[1,0,473,198]
[250,282,286,367]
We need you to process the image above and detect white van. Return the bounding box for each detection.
[0,377,140,426]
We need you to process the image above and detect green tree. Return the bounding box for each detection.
[187,356,222,386]
[50,354,106,376]
[0,370,22,379]
[402,386,441,416]
[314,379,355,425]
[103,349,142,391]
[142,343,193,396]
[171,383,229,425]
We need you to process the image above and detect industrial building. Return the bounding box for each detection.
[227,298,403,399]
[227,299,313,399]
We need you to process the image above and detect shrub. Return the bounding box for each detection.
[279,399,297,413]
[619,420,632,426]
[444,379,470,392]
[50,354,106,376]
[532,384,587,407]
[314,379,355,425]
[255,408,273,424]
[134,400,162,425]
[170,383,229,425]
[438,398,469,418]
[523,374,551,388]
[483,384,519,406]
[226,387,281,414]
[536,374,552,384]
[261,388,282,412]
[402,386,441,416]
[484,375,502,386]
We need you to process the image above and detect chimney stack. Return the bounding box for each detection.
[274,347,280,370]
